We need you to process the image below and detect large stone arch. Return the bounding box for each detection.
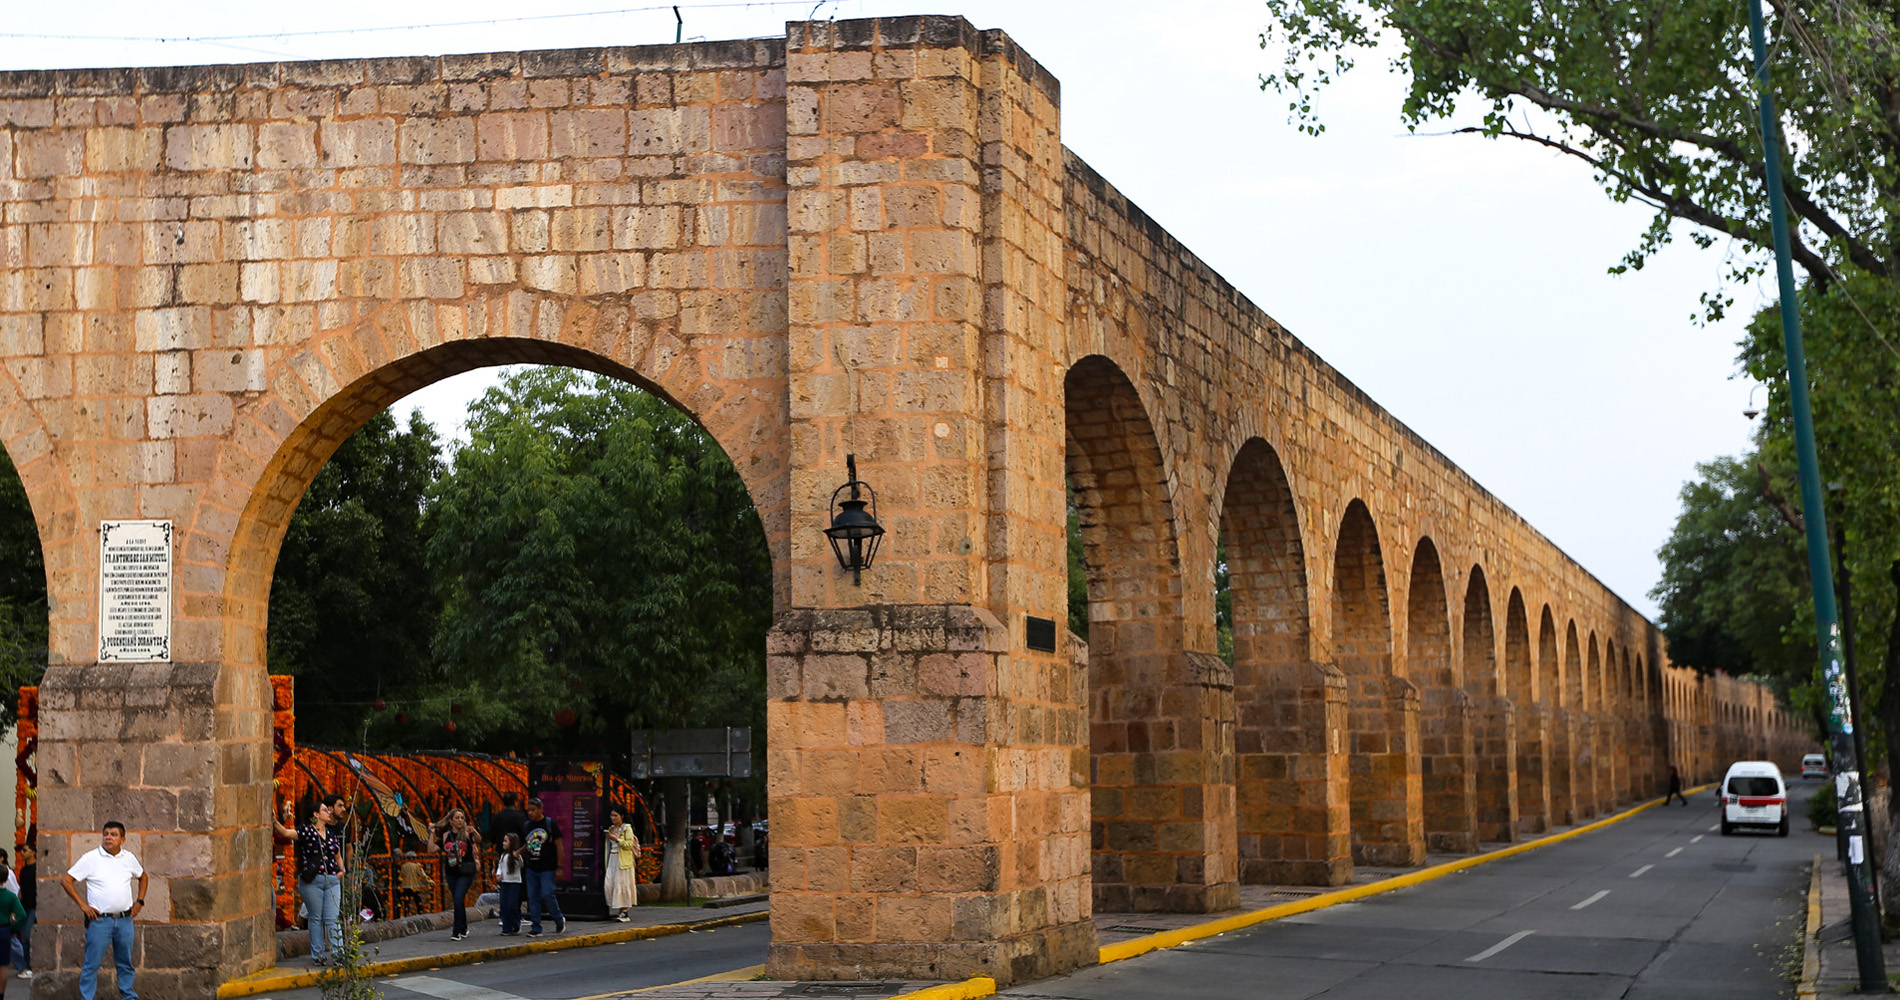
[1564,619,1593,819]
[1537,605,1572,826]
[1505,589,1545,833]
[1333,500,1421,866]
[1067,354,1236,913]
[1220,437,1345,885]
[222,328,791,675]
[1410,539,1474,853]
[1462,567,1514,842]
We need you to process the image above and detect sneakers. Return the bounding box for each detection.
[16,971,30,980]
[554,916,565,933]
[450,932,466,941]
[500,929,518,936]
[527,929,543,937]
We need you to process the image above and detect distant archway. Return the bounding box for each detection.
[1221,438,1341,885]
[1069,355,1236,912]
[1334,501,1421,865]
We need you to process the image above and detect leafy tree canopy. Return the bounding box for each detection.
[1650,454,1809,689]
[413,368,771,754]
[0,445,45,724]
[1259,0,1900,318]
[268,408,444,744]
[1739,265,1900,758]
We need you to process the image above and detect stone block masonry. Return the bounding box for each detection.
[0,13,1807,994]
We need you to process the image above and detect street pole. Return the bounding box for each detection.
[1746,0,1886,988]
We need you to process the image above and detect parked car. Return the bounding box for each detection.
[1720,760,1790,837]
[1801,753,1828,780]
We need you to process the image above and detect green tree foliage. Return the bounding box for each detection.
[1738,266,1900,766]
[268,410,444,745]
[1649,455,1809,691]
[416,368,771,753]
[1258,0,1899,318]
[0,446,45,723]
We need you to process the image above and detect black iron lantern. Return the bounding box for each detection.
[823,453,884,586]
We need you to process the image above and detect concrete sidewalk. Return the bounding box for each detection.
[219,898,770,998]
[1803,850,1900,996]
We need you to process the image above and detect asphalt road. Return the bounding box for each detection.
[255,785,1822,1000]
[1005,785,1820,1000]
[262,920,770,1000]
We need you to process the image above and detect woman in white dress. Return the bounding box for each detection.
[603,809,639,920]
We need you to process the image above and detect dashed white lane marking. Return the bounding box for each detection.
[379,976,525,1000]
[1571,890,1610,910]
[1665,847,1684,858]
[1630,864,1654,878]
[1466,930,1536,962]
[1691,834,1705,843]
[1708,824,1720,832]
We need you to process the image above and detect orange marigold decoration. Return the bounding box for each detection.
[270,676,298,929]
[14,687,36,848]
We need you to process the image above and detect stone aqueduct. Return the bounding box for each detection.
[0,15,1807,996]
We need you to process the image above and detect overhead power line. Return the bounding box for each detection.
[0,1,836,45]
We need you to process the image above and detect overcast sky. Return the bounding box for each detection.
[0,1,1772,619]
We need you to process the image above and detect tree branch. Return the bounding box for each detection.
[1756,460,1806,532]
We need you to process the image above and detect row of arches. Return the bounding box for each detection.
[1064,354,1732,906]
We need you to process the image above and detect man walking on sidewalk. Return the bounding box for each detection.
[1665,765,1689,806]
[520,798,566,937]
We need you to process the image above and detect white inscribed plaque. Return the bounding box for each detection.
[98,520,172,663]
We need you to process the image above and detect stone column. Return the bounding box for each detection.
[1516,704,1549,835]
[37,663,273,997]
[1237,662,1349,885]
[1421,685,1478,854]
[1347,675,1423,866]
[1546,709,1574,827]
[1470,694,1518,843]
[771,16,1093,984]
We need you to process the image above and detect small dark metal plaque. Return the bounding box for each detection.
[1026,615,1057,652]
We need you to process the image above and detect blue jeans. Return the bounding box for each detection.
[447,872,475,936]
[498,882,522,933]
[14,907,31,970]
[80,913,136,1000]
[298,873,342,961]
[523,869,562,932]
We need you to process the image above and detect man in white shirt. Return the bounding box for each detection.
[60,821,147,1000]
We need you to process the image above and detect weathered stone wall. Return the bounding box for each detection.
[0,13,1809,993]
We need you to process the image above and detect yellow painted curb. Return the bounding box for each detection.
[1097,790,1693,965]
[1797,854,1823,1000]
[608,964,767,995]
[215,909,768,998]
[895,976,997,1000]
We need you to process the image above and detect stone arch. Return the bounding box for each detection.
[0,394,80,664]
[194,300,791,979]
[1068,354,1236,912]
[1221,437,1344,886]
[1462,567,1513,842]
[1505,589,1544,833]
[1333,500,1421,865]
[222,331,791,672]
[1410,539,1474,853]
[1590,632,1621,807]
[1564,619,1594,819]
[1538,606,1573,825]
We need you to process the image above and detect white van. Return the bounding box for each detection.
[1719,760,1789,836]
[1802,753,1828,779]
